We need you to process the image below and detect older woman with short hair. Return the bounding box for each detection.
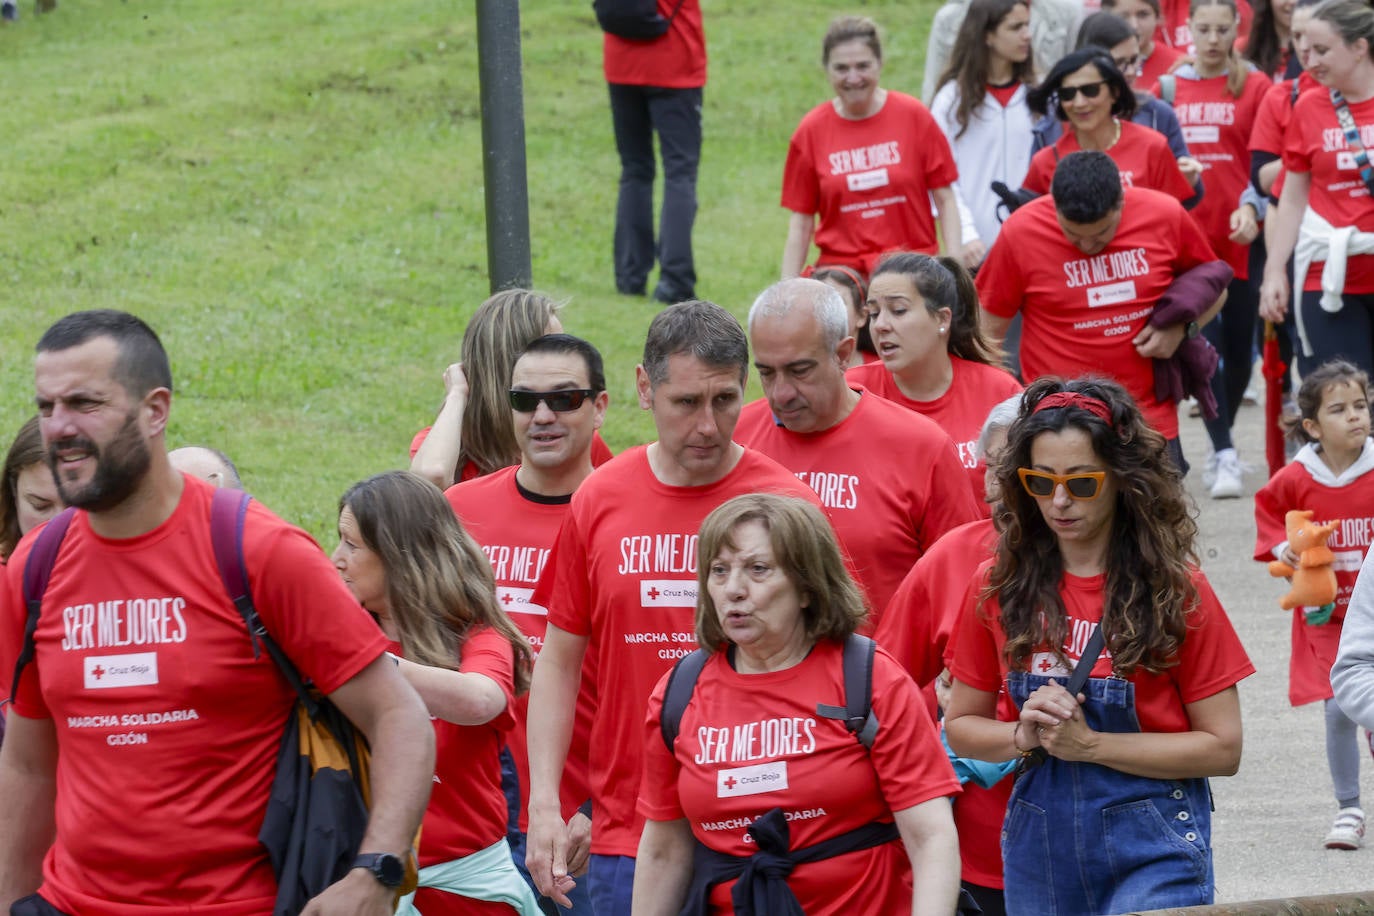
[633,494,960,916]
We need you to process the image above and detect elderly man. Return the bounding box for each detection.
[734,278,980,621]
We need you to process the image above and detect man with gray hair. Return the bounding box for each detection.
[524,301,820,914]
[734,277,979,623]
[168,446,243,489]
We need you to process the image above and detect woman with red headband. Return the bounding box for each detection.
[945,377,1254,915]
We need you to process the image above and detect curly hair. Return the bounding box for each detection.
[340,471,533,694]
[986,376,1199,676]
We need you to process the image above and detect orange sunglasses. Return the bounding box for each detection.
[1017,468,1107,501]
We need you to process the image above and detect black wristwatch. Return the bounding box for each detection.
[353,852,405,888]
[1184,320,1201,339]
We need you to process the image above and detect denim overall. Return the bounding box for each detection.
[1001,671,1214,916]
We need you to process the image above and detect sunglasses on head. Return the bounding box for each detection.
[1017,468,1108,500]
[1058,80,1108,102]
[508,388,597,413]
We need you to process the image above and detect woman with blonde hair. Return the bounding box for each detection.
[334,470,537,915]
[410,290,611,488]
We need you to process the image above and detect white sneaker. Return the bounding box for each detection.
[1202,452,1218,490]
[1242,383,1259,406]
[1325,807,1365,850]
[1210,449,1243,500]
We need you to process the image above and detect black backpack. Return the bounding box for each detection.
[660,633,879,753]
[592,0,687,41]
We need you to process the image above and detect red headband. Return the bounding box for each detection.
[809,264,868,299]
[1032,391,1113,424]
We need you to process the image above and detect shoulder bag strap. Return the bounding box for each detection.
[660,647,710,753]
[816,633,879,749]
[1331,88,1374,197]
[8,508,78,711]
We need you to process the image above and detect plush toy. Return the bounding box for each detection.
[1268,509,1340,624]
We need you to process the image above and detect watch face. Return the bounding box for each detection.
[377,853,405,887]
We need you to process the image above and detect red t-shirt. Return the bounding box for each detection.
[877,519,997,691]
[638,640,961,916]
[782,91,959,275]
[537,446,822,855]
[446,468,595,832]
[1022,120,1196,203]
[1249,74,1322,157]
[732,391,980,622]
[1139,43,1184,90]
[846,358,1022,512]
[1283,92,1374,293]
[976,188,1219,439]
[950,564,1255,733]
[602,0,706,88]
[1253,455,1374,705]
[1166,72,1270,278]
[409,428,615,483]
[3,476,388,915]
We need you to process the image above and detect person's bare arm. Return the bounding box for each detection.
[301,656,436,915]
[945,678,1030,761]
[979,308,1013,349]
[781,211,816,279]
[0,713,58,907]
[896,799,961,916]
[1260,171,1311,323]
[931,185,973,269]
[630,818,694,916]
[409,363,467,489]
[525,624,589,906]
[395,656,506,725]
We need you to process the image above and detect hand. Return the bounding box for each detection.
[1259,272,1290,323]
[442,362,469,402]
[1228,205,1259,245]
[1035,701,1100,762]
[565,810,593,878]
[301,868,395,916]
[1176,156,1204,186]
[1133,322,1187,360]
[1019,679,1080,731]
[933,669,953,714]
[959,239,986,270]
[526,805,574,907]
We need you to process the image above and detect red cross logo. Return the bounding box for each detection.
[647,587,661,600]
[724,776,738,789]
[92,665,106,680]
[501,593,513,605]
[1037,657,1054,673]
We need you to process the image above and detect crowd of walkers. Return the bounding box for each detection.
[2,0,1374,915]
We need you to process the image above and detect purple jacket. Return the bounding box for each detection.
[1151,261,1234,420]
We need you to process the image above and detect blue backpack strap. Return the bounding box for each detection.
[209,488,313,712]
[660,648,710,753]
[816,634,879,750]
[8,508,78,713]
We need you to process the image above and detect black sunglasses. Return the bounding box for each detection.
[1058,80,1108,102]
[508,388,597,413]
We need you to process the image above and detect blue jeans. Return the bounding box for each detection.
[1296,289,1374,378]
[608,82,701,300]
[587,853,636,916]
[501,747,595,916]
[1002,671,1213,915]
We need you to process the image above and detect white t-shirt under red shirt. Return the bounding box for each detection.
[782,91,959,275]
[639,639,961,915]
[976,188,1220,439]
[2,475,388,915]
[535,446,822,856]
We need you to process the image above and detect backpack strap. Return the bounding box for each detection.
[660,647,710,753]
[7,508,78,712]
[815,634,879,750]
[209,488,314,713]
[1159,74,1176,106]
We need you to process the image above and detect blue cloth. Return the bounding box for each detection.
[588,853,636,916]
[394,839,541,916]
[941,729,1017,789]
[1002,671,1214,915]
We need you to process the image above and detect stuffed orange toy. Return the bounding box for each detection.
[1268,509,1340,623]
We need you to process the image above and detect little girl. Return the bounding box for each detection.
[1254,359,1374,850]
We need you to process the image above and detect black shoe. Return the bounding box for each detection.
[651,285,694,305]
[616,282,647,296]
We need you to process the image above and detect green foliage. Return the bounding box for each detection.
[0,0,937,540]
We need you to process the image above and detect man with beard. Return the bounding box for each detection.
[0,310,434,916]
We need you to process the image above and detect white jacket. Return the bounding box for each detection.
[1293,206,1374,357]
[930,81,1035,246]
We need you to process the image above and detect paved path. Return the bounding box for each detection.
[1180,389,1374,901]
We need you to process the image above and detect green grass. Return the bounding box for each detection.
[0,0,938,539]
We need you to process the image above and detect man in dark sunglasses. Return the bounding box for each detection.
[447,332,608,916]
[734,277,980,622]
[975,151,1229,472]
[523,301,820,913]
